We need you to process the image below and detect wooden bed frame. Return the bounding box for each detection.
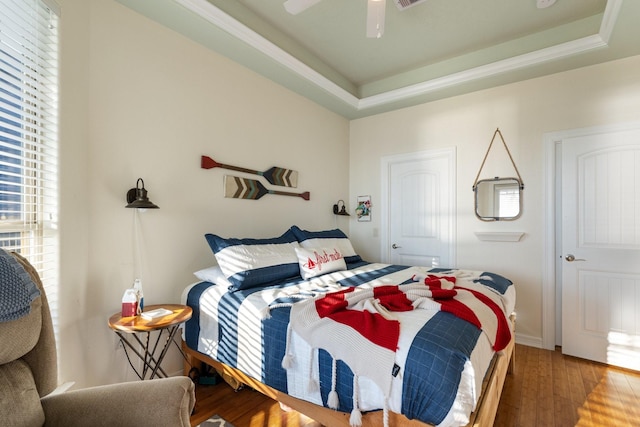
[182,314,515,427]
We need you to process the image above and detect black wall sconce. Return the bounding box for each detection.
[125,178,159,209]
[333,200,350,216]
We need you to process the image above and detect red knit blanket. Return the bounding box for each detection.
[309,276,510,353]
[285,275,511,426]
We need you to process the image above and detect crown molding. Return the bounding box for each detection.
[358,33,608,110]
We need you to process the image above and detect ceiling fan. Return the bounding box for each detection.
[283,0,428,39]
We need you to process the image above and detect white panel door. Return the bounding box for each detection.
[562,128,640,371]
[385,149,455,268]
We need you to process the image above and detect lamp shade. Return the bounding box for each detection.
[126,178,159,209]
[333,200,350,216]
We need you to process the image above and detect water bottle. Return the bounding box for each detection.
[133,278,144,313]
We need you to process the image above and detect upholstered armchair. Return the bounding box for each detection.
[0,251,195,426]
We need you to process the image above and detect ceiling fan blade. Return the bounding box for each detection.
[366,0,386,38]
[284,0,323,15]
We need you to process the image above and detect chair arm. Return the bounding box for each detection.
[41,376,195,427]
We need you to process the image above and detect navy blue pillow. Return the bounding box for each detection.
[473,272,513,295]
[290,225,362,264]
[205,230,301,290]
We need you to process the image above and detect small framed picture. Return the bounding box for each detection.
[356,195,371,222]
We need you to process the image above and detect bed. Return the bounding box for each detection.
[181,226,516,427]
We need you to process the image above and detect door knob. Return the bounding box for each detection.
[392,244,402,249]
[565,254,586,262]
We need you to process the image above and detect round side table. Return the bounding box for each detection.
[108,304,192,380]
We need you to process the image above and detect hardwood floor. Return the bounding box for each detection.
[494,345,640,427]
[190,344,640,427]
[191,379,320,427]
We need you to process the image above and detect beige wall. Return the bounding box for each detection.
[58,0,349,387]
[349,54,640,345]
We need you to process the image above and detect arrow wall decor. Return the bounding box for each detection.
[224,175,310,201]
[202,155,298,188]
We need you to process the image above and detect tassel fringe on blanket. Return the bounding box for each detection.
[278,274,511,427]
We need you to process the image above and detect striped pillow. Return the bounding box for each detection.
[205,230,301,290]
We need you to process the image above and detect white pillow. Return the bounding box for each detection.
[295,246,347,280]
[290,226,362,264]
[194,266,226,284]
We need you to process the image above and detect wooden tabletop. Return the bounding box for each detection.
[108,304,193,332]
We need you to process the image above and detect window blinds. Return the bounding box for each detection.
[0,0,59,302]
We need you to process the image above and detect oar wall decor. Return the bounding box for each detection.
[224,175,310,201]
[202,155,298,188]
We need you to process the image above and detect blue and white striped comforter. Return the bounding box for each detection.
[183,262,515,426]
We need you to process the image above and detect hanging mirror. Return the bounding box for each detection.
[474,177,523,221]
[473,129,524,222]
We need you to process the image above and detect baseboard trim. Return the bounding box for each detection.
[515,333,542,348]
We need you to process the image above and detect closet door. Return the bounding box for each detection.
[382,148,455,268]
[561,127,640,371]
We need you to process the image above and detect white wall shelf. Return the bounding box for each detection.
[474,231,525,242]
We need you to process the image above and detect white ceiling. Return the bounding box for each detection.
[116,0,640,119]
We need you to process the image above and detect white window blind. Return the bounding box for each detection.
[0,0,59,314]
